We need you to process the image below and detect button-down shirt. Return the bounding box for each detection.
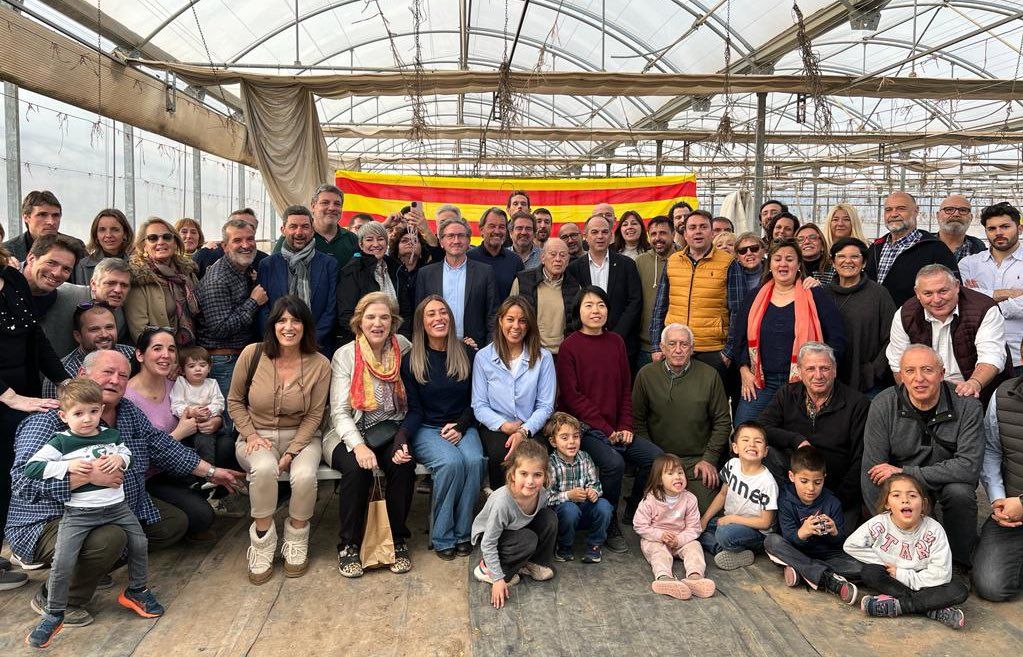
[877,229,923,284]
[467,246,523,299]
[588,253,610,291]
[6,399,200,560]
[471,344,556,437]
[982,394,1009,501]
[41,344,137,399]
[512,245,542,271]
[196,256,261,350]
[442,257,468,339]
[959,247,1023,367]
[887,304,1006,381]
[546,449,603,506]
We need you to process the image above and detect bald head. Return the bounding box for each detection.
[883,191,919,238]
[541,236,570,277]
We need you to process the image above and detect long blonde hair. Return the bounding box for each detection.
[409,295,471,384]
[824,203,868,249]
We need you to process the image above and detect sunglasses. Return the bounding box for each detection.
[76,300,113,311]
[142,325,174,335]
[736,244,762,255]
[145,232,175,243]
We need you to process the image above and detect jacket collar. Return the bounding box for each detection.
[896,381,956,425]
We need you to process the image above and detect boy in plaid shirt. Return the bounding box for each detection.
[545,413,613,563]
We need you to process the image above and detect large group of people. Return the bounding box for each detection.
[0,184,1022,646]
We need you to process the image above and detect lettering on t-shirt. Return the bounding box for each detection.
[721,460,773,509]
[867,520,936,560]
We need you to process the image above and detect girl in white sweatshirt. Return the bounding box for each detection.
[843,473,968,629]
[633,454,716,600]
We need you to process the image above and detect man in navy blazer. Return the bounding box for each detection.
[257,206,338,356]
[566,213,643,361]
[415,216,498,348]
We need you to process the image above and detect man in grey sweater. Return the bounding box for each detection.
[861,344,984,568]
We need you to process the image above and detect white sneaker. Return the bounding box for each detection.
[518,562,555,581]
[281,522,310,577]
[247,523,277,585]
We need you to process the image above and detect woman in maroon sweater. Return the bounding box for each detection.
[555,285,663,552]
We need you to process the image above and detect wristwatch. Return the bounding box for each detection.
[204,464,216,479]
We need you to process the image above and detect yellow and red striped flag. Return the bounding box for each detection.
[335,170,697,238]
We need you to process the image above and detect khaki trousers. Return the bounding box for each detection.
[236,428,321,521]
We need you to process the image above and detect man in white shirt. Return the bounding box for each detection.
[887,264,1008,402]
[960,202,1023,376]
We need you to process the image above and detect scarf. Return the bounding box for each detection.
[149,258,198,346]
[374,258,398,303]
[280,239,317,306]
[349,334,407,413]
[746,279,823,388]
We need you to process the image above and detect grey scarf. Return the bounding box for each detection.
[280,239,317,306]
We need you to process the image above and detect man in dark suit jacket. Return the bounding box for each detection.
[415,217,498,348]
[567,214,643,360]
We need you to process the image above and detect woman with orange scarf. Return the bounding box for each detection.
[731,239,846,426]
[325,291,416,579]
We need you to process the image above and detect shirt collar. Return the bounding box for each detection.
[922,305,959,325]
[888,228,921,247]
[664,360,690,378]
[443,257,467,272]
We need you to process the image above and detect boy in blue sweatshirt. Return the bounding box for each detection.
[763,446,861,603]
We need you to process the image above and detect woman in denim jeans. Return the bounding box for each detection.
[400,295,484,560]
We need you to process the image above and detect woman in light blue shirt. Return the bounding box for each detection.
[472,295,556,488]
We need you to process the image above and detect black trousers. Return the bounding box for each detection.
[860,563,968,613]
[332,442,415,546]
[146,473,215,536]
[495,507,557,582]
[0,405,29,546]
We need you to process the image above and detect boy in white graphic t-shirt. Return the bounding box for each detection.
[700,421,778,571]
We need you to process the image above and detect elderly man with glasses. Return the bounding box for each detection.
[934,194,985,263]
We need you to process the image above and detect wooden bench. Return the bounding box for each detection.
[276,463,431,482]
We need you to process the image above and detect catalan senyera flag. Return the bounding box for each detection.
[335,170,698,238]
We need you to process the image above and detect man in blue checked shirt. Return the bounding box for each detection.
[6,349,244,627]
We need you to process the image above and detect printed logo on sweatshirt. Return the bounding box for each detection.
[721,461,773,508]
[867,521,937,560]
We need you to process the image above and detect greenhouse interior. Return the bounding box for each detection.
[1,1,1023,656]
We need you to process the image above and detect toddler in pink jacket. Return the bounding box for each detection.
[633,454,716,599]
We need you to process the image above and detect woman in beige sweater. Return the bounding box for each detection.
[228,295,330,584]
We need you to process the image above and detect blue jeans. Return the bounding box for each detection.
[972,517,1023,602]
[210,354,239,434]
[699,516,766,555]
[553,498,613,549]
[733,371,788,426]
[411,425,486,551]
[580,428,663,513]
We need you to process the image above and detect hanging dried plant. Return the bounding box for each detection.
[372,0,428,144]
[714,0,735,147]
[496,60,521,138]
[792,2,832,132]
[715,114,735,146]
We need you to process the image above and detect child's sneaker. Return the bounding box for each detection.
[714,549,755,570]
[651,577,692,600]
[685,575,716,598]
[581,545,602,564]
[27,613,63,648]
[783,565,799,587]
[518,562,555,581]
[473,560,519,586]
[822,572,858,604]
[926,606,966,630]
[117,588,165,618]
[554,547,574,562]
[861,594,901,617]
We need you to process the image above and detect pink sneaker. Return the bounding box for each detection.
[685,575,716,598]
[652,578,692,600]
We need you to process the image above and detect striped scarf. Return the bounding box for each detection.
[349,334,406,413]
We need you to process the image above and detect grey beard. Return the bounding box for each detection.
[938,220,968,236]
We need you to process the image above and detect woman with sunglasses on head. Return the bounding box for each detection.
[74,209,134,285]
[125,326,220,541]
[124,218,200,345]
[721,233,767,370]
[612,210,651,260]
[730,238,846,425]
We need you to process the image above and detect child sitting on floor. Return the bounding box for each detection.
[545,412,613,564]
[471,440,557,609]
[699,421,778,570]
[633,453,716,600]
[25,380,164,649]
[844,473,968,629]
[763,445,859,603]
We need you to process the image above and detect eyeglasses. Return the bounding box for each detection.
[442,232,469,240]
[796,235,821,244]
[736,244,762,255]
[940,206,971,215]
[145,232,175,243]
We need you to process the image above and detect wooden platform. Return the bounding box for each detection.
[2,483,1021,657]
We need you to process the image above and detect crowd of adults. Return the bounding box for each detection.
[0,183,1022,633]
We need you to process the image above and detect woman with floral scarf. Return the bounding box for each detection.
[324,291,416,578]
[124,217,200,345]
